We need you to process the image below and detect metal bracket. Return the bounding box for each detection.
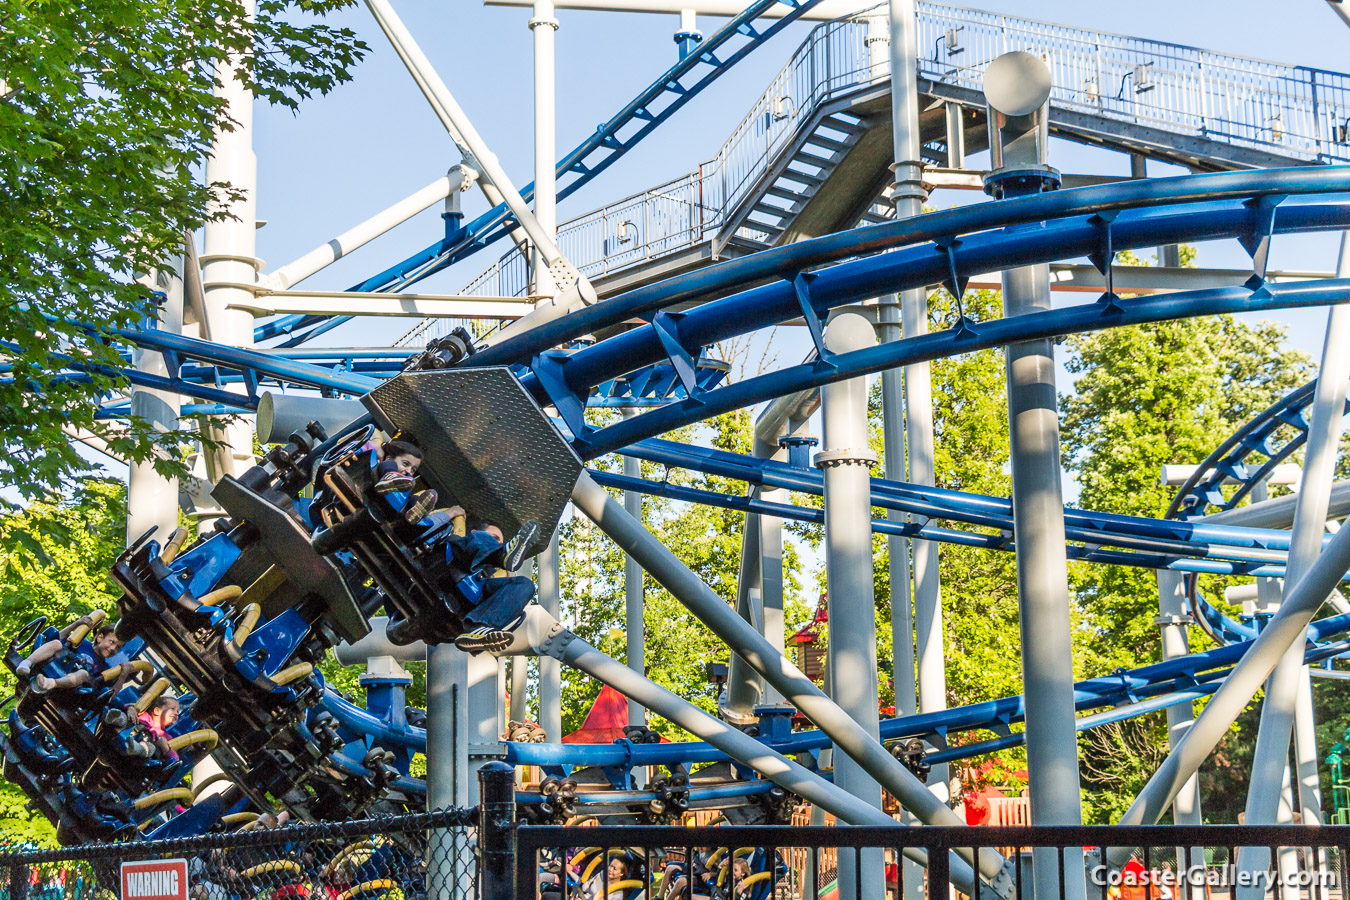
[530,353,588,439]
[1087,210,1123,313]
[1239,194,1287,288]
[650,311,700,397]
[934,237,976,339]
[1153,613,1193,627]
[792,272,834,367]
[469,741,508,760]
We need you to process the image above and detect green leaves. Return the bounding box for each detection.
[0,0,367,498]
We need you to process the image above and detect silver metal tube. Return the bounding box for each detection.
[129,262,184,545]
[569,472,1014,889]
[426,644,468,899]
[726,487,766,718]
[1003,240,1086,900]
[537,530,563,742]
[820,314,885,900]
[1114,518,1350,838]
[1238,288,1350,892]
[623,412,646,734]
[1155,571,1203,826]
[556,633,983,895]
[886,6,931,894]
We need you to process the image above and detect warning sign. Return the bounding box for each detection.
[121,860,188,900]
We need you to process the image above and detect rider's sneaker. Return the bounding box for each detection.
[454,626,512,655]
[502,520,540,572]
[15,660,31,679]
[403,489,438,524]
[30,675,56,695]
[375,472,415,494]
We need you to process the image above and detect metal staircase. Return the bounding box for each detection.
[399,0,1350,348]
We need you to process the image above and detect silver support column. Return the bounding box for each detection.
[983,52,1085,900]
[427,643,470,900]
[623,413,646,733]
[129,263,184,547]
[889,0,948,808]
[1238,275,1350,895]
[819,314,885,900]
[1156,569,1204,900]
[537,530,563,742]
[570,472,1016,893]
[1155,570,1203,828]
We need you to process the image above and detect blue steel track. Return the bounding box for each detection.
[32,159,1350,813]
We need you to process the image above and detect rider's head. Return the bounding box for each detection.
[381,440,423,476]
[92,625,122,659]
[466,516,505,544]
[148,695,180,728]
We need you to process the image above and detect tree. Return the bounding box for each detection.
[0,479,130,843]
[556,404,810,741]
[1061,309,1313,822]
[0,0,367,499]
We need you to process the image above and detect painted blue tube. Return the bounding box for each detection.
[474,168,1350,368]
[321,686,427,750]
[576,276,1350,458]
[626,438,1303,554]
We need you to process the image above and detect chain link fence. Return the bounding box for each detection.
[0,810,477,900]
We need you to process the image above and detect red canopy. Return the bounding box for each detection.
[562,685,669,743]
[563,685,632,744]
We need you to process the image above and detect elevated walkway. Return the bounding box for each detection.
[400,0,1350,346]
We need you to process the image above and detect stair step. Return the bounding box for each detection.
[780,169,823,187]
[752,202,792,219]
[794,150,837,169]
[765,184,807,202]
[820,114,865,135]
[805,133,853,153]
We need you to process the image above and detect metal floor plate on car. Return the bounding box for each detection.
[362,367,582,552]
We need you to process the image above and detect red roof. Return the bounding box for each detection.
[562,685,668,744]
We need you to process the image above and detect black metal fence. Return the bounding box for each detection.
[9,765,1350,900]
[0,808,477,900]
[517,822,1350,900]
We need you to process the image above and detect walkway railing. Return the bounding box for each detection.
[401,1,1350,347]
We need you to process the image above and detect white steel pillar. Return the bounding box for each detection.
[622,410,645,735]
[537,531,563,741]
[1238,257,1350,896]
[1155,571,1203,826]
[129,264,184,546]
[530,0,559,299]
[820,314,885,900]
[984,52,1085,900]
[201,2,259,479]
[888,0,948,815]
[885,6,930,897]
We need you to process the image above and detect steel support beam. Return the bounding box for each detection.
[570,472,1015,893]
[499,608,983,894]
[986,51,1084,900]
[887,9,939,896]
[201,0,259,482]
[362,0,594,327]
[262,175,456,291]
[820,314,885,900]
[622,410,647,767]
[1114,512,1350,839]
[537,530,563,742]
[1238,248,1350,893]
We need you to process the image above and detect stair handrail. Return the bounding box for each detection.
[402,0,1349,347]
